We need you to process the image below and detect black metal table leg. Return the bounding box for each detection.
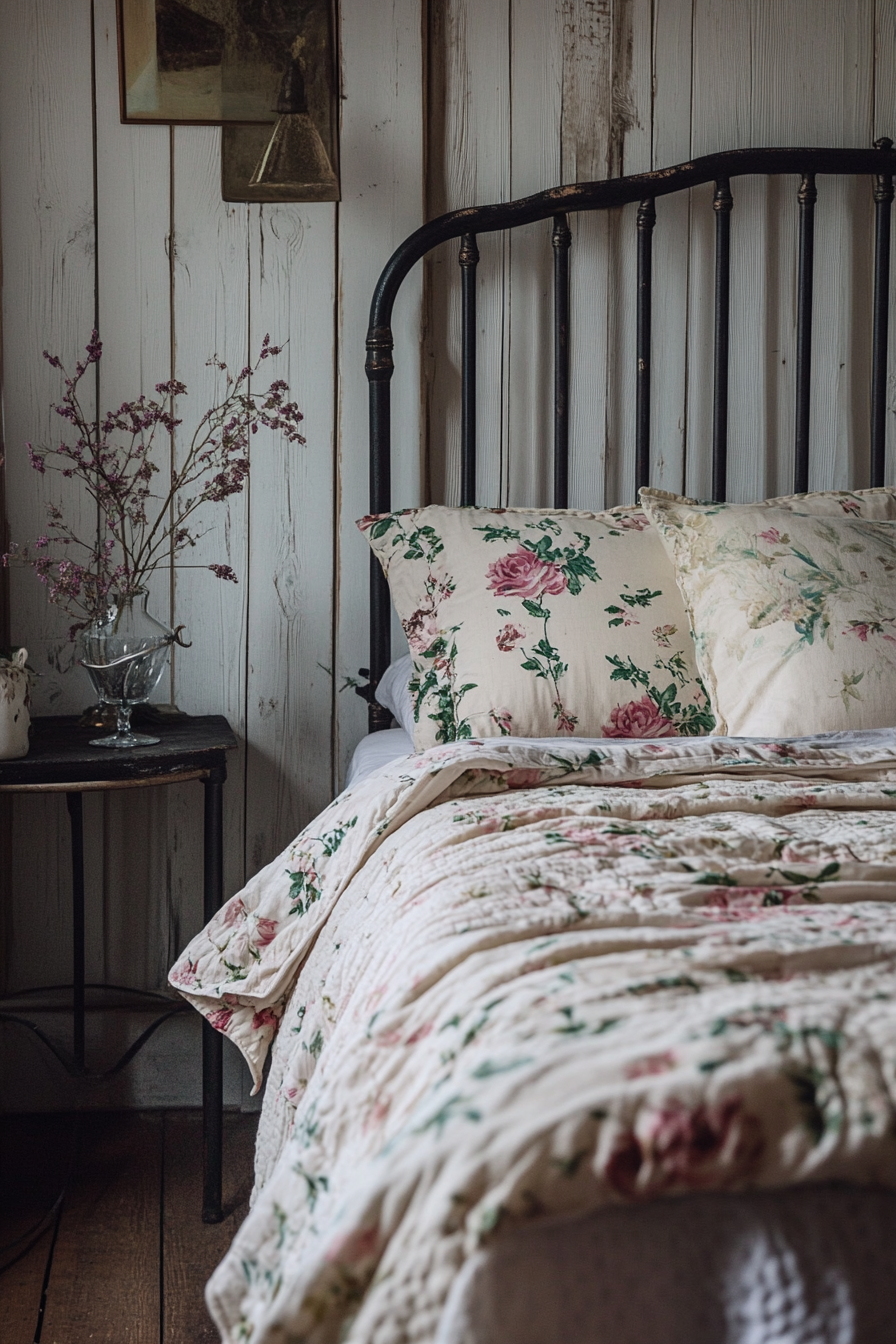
[202,765,226,1223]
[65,792,86,1073]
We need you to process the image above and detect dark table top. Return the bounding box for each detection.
[0,714,237,790]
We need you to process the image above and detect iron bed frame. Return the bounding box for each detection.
[359,141,896,732]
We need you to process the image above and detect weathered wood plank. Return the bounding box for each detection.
[690,0,874,502]
[91,0,175,996]
[168,128,249,928]
[426,0,510,513]
[874,0,896,487]
[750,0,873,496]
[0,0,98,1038]
[245,202,337,867]
[505,0,562,507]
[647,0,694,496]
[40,1112,162,1343]
[559,0,614,510]
[0,0,97,714]
[335,0,424,782]
[688,0,753,501]
[162,1110,257,1344]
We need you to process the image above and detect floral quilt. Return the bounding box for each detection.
[170,731,896,1344]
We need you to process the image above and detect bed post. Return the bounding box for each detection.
[712,177,732,502]
[872,138,893,489]
[635,197,656,496]
[365,324,394,732]
[794,172,817,494]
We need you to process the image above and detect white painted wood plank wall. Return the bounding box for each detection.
[1,0,893,1107]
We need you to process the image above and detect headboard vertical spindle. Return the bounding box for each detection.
[636,197,657,494]
[872,138,894,488]
[712,177,733,502]
[794,172,817,493]
[459,233,480,506]
[552,214,572,508]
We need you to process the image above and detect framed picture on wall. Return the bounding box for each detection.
[116,0,336,129]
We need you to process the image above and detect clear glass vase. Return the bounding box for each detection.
[78,591,173,748]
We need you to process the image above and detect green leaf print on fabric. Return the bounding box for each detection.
[604,653,715,737]
[486,526,599,732]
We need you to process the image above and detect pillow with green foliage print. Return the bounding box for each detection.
[640,488,896,737]
[359,504,715,749]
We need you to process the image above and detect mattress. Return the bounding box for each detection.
[437,1185,896,1344]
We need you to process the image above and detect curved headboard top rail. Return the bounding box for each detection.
[366,144,896,340]
[361,141,896,729]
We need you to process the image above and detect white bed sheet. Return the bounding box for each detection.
[344,727,413,787]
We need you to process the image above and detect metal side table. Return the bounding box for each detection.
[0,714,237,1222]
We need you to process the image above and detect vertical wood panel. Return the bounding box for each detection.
[245,203,337,871]
[1,0,97,1007]
[561,0,614,509]
[505,0,562,507]
[0,0,98,715]
[649,0,694,496]
[92,0,174,993]
[750,0,873,496]
[690,0,875,502]
[874,0,896,488]
[604,0,653,506]
[168,130,249,937]
[335,0,424,784]
[427,0,511,510]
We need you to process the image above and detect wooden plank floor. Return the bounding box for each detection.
[0,1110,257,1344]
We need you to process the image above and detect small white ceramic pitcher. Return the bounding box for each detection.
[0,648,31,759]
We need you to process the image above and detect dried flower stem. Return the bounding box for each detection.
[3,332,304,637]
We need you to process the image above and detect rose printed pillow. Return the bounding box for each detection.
[640,490,896,737]
[359,504,715,749]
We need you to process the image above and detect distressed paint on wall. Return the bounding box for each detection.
[2,0,895,1106]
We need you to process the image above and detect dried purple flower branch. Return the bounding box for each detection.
[3,331,304,637]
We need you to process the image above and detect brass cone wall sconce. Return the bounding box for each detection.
[249,47,339,197]
[220,3,340,205]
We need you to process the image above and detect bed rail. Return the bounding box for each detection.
[361,142,896,729]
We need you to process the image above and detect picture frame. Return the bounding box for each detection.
[116,0,334,127]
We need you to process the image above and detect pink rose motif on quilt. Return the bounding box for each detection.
[603,695,677,738]
[253,917,279,949]
[606,1096,762,1198]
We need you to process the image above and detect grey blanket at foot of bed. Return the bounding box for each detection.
[435,1184,896,1344]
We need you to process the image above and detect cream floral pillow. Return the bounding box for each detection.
[647,485,896,520]
[640,489,896,737]
[359,504,715,748]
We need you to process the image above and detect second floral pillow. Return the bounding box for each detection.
[359,504,714,748]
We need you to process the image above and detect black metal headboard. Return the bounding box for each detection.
[361,142,896,731]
